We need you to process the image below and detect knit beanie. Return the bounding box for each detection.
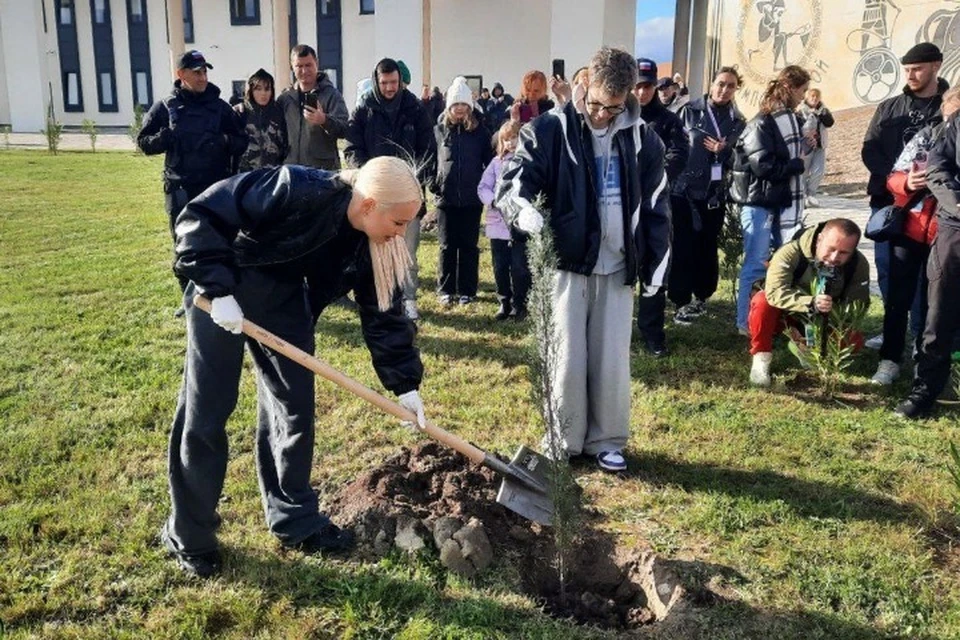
[396,60,412,86]
[446,76,474,109]
[901,42,943,64]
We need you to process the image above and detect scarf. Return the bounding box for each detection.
[772,108,804,238]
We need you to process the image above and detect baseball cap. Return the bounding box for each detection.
[656,76,677,90]
[177,50,213,71]
[636,58,658,84]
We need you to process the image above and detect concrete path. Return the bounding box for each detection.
[802,194,879,295]
[4,131,136,151]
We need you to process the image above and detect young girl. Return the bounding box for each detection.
[477,120,529,320]
[233,68,288,172]
[431,76,493,305]
[795,87,835,207]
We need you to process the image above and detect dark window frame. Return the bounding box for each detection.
[230,0,261,25]
[58,0,75,25]
[127,0,153,107]
[63,70,84,111]
[54,0,84,112]
[359,0,374,15]
[183,0,194,43]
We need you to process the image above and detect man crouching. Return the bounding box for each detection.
[748,218,871,385]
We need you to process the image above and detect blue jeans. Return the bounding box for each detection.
[736,205,787,330]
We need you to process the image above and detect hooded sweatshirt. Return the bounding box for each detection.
[277,72,349,169]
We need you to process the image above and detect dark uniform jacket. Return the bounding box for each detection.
[137,81,247,192]
[640,97,689,184]
[925,111,960,230]
[173,166,423,394]
[861,78,948,208]
[495,96,671,289]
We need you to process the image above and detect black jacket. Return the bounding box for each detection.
[495,97,671,288]
[233,99,288,172]
[861,78,948,207]
[730,112,807,207]
[673,96,746,200]
[640,98,689,184]
[137,81,248,190]
[925,111,960,230]
[431,118,494,208]
[173,166,423,394]
[345,87,436,182]
[483,83,513,132]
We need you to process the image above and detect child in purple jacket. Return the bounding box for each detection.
[478,120,530,319]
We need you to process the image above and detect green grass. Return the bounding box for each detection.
[1,149,959,639]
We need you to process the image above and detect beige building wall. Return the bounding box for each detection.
[715,0,960,117]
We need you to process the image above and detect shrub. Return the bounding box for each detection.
[128,104,145,153]
[1,124,10,149]
[41,102,63,155]
[81,119,98,152]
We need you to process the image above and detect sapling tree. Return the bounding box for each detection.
[718,199,744,303]
[1,124,10,149]
[128,104,144,152]
[41,101,63,155]
[784,275,868,394]
[524,194,581,601]
[81,119,98,152]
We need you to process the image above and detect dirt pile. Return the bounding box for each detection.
[325,442,695,630]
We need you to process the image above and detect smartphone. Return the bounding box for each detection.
[304,92,319,109]
[552,58,565,81]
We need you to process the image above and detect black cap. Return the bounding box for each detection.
[636,58,658,84]
[657,76,677,90]
[177,50,213,71]
[901,42,943,65]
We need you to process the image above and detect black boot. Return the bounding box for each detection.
[495,299,512,320]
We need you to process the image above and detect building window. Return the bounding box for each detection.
[183,0,194,43]
[129,0,143,23]
[66,72,80,107]
[59,0,74,25]
[360,0,374,15]
[93,0,107,23]
[99,72,115,106]
[230,0,260,25]
[135,71,150,106]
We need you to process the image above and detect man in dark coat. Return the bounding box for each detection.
[346,58,436,319]
[137,50,248,292]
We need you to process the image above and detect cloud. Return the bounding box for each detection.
[635,16,675,63]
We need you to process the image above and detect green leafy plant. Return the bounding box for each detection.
[784,279,868,394]
[718,199,744,303]
[128,103,145,152]
[1,124,10,149]
[40,101,63,155]
[525,194,581,601]
[946,442,960,513]
[81,119,98,152]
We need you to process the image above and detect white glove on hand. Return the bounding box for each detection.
[397,390,426,432]
[210,295,244,334]
[641,283,659,298]
[517,206,544,235]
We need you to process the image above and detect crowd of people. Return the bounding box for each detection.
[136,42,959,578]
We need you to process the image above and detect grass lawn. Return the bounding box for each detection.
[1,149,959,639]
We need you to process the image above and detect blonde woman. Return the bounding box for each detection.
[161,157,426,577]
[431,77,494,305]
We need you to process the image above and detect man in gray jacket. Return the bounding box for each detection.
[277,44,349,170]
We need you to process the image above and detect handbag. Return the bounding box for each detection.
[865,188,927,242]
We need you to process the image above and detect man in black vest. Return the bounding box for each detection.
[137,50,247,293]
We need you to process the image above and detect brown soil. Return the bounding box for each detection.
[821,105,875,197]
[325,442,671,629]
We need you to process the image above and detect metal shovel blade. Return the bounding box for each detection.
[494,445,555,525]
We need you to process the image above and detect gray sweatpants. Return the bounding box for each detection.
[549,270,634,457]
[804,147,826,197]
[402,217,421,302]
[165,270,329,555]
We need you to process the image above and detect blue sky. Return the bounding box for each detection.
[635,0,676,63]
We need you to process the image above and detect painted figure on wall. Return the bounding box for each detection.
[749,0,813,71]
[847,0,902,104]
[918,4,960,88]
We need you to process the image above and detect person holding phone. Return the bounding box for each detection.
[277,44,349,170]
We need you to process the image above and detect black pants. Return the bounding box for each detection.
[913,224,960,402]
[511,235,531,312]
[880,236,929,364]
[491,239,512,304]
[165,183,206,292]
[668,195,724,307]
[636,288,666,346]
[437,204,482,297]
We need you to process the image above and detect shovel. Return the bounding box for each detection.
[193,295,555,525]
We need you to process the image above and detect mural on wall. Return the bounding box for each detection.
[724,0,960,114]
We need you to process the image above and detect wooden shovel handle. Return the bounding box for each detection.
[193,295,487,465]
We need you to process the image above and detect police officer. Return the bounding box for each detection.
[137,50,248,292]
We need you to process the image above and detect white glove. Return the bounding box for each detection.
[398,390,426,431]
[210,295,244,334]
[516,206,544,235]
[641,283,659,298]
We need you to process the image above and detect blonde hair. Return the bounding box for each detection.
[339,156,421,311]
[339,156,422,208]
[443,108,479,131]
[494,120,521,158]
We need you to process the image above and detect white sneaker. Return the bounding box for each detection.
[865,334,883,350]
[403,299,419,320]
[871,359,900,385]
[750,352,773,386]
[806,196,820,208]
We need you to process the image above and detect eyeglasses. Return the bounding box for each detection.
[586,100,626,116]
